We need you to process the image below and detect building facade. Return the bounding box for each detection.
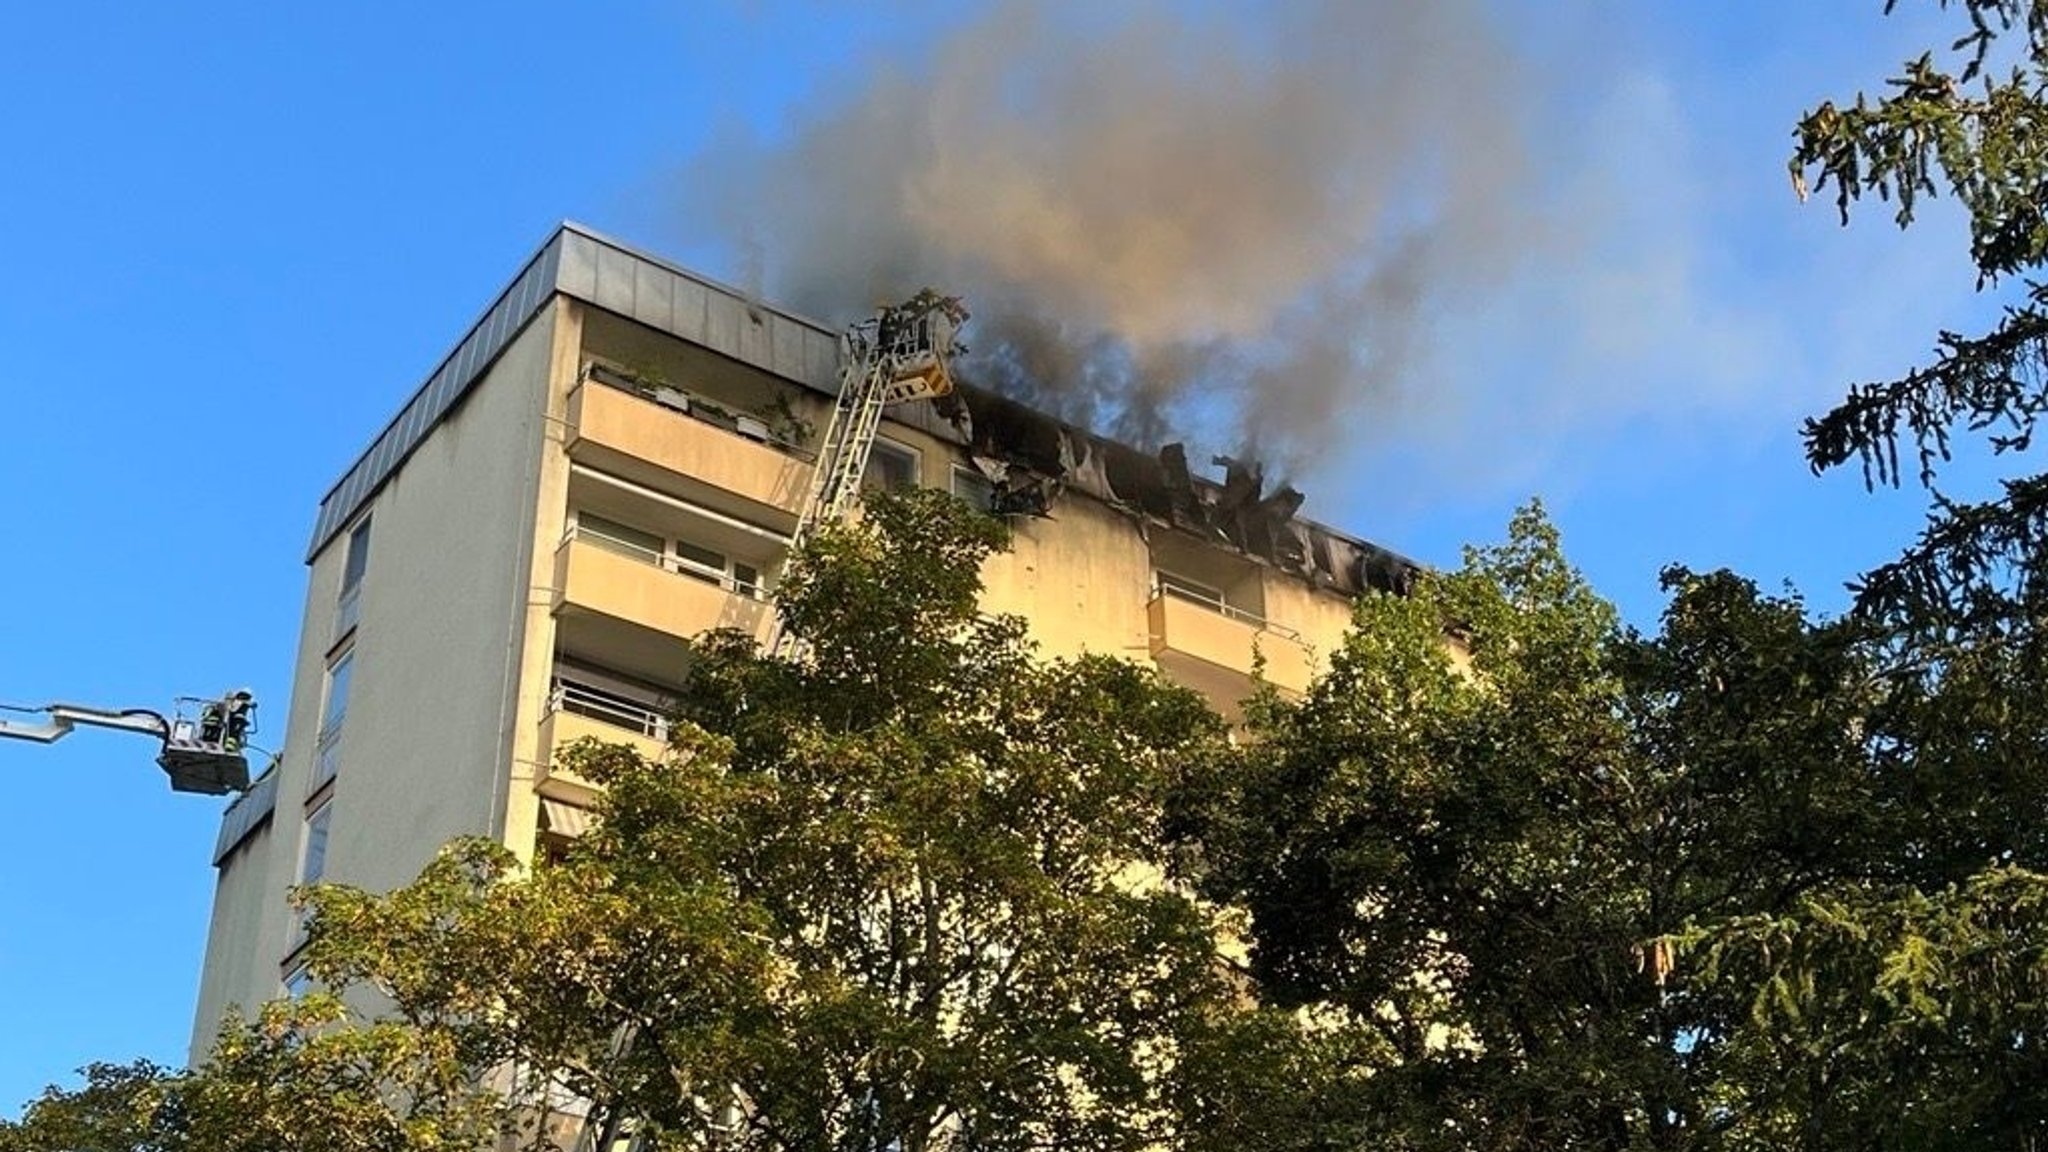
[190,223,1419,1051]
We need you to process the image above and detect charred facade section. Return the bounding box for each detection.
[937,383,1419,597]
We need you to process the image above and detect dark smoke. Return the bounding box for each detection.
[684,0,1538,474]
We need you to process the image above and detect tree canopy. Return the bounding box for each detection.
[4,490,1248,1152]
[11,499,2048,1151]
[1793,0,2048,645]
[16,7,2048,1147]
[1181,502,2048,1150]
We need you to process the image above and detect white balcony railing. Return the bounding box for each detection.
[563,523,769,600]
[1150,581,1302,642]
[548,678,670,743]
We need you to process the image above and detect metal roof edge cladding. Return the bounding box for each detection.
[307,225,846,562]
[553,226,841,395]
[212,767,277,866]
[306,230,565,559]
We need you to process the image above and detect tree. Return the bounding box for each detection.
[5,489,1251,1151]
[552,490,1244,1151]
[1793,0,2048,644]
[1182,504,2048,1149]
[1170,11,2048,1143]
[0,997,514,1152]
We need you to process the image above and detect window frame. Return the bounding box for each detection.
[312,647,353,793]
[1156,569,1229,609]
[334,515,372,639]
[864,438,921,492]
[318,647,353,742]
[299,799,333,888]
[671,538,764,597]
[572,508,771,598]
[951,465,996,512]
[575,511,667,566]
[340,516,373,594]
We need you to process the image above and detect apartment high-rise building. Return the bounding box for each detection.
[190,223,1419,1049]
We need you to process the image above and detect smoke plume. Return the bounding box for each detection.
[685,0,1539,475]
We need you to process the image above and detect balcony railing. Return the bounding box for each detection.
[547,677,670,742]
[565,523,770,600]
[1150,580,1302,642]
[582,363,815,461]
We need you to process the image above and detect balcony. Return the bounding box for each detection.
[537,678,670,795]
[1147,584,1316,703]
[566,373,813,525]
[552,527,773,683]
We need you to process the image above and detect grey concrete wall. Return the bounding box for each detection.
[321,305,552,893]
[188,815,276,1049]
[189,535,346,1053]
[189,305,556,1053]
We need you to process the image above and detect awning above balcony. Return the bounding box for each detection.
[539,797,591,839]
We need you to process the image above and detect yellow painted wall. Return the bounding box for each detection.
[499,298,585,868]
[979,497,1155,662]
[1261,571,1358,683]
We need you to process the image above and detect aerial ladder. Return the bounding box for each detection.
[571,295,962,1146]
[0,690,258,795]
[766,290,968,659]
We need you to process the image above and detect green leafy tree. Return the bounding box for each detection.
[1185,504,2048,1149]
[513,490,1246,1150]
[0,997,514,1152]
[8,489,1249,1151]
[0,1061,169,1152]
[1185,507,1673,1148]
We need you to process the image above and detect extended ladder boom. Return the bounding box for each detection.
[0,703,168,743]
[769,293,966,658]
[0,692,256,795]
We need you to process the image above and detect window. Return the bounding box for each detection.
[300,801,333,887]
[313,649,352,791]
[577,512,665,564]
[951,466,996,513]
[674,539,764,597]
[291,801,334,945]
[674,539,727,578]
[864,440,920,492]
[282,963,314,1000]
[341,517,372,593]
[335,517,371,637]
[573,508,770,597]
[320,650,353,739]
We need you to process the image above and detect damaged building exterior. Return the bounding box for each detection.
[189,223,1422,1049]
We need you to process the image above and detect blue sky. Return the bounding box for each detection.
[0,0,2015,1111]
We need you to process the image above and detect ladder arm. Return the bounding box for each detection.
[0,695,254,795]
[0,704,168,745]
[767,291,967,660]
